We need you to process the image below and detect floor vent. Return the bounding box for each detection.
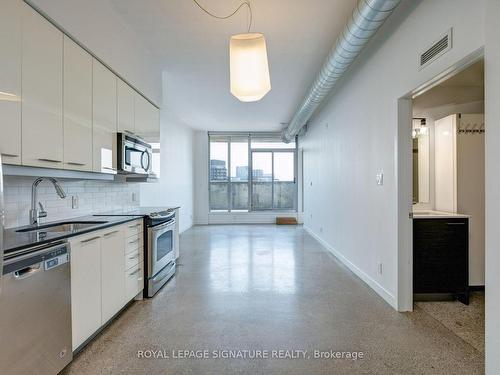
[419,29,452,69]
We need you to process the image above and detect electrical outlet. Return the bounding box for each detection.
[320,226,323,233]
[71,195,78,209]
[132,192,137,202]
[377,262,383,275]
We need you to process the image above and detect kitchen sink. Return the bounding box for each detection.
[16,221,108,233]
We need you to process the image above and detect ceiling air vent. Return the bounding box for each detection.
[419,29,452,70]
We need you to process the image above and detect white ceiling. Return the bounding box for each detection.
[413,60,484,113]
[109,0,357,131]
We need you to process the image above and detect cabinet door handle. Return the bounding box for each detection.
[129,268,142,276]
[81,236,100,244]
[38,158,62,163]
[1,153,19,157]
[128,239,139,244]
[128,254,139,260]
[103,230,119,237]
[447,222,466,225]
[129,223,141,228]
[67,161,86,166]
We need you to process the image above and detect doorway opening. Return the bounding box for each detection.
[399,53,485,354]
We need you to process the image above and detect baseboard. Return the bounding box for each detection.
[179,224,193,234]
[208,212,300,225]
[304,225,397,310]
[193,217,209,225]
[469,285,485,292]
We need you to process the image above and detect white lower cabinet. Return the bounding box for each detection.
[125,263,144,301]
[70,220,144,351]
[100,228,126,323]
[70,233,102,351]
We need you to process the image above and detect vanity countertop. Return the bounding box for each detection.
[412,210,470,219]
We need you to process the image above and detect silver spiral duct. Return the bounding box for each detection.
[281,0,401,142]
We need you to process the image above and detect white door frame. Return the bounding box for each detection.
[396,48,484,312]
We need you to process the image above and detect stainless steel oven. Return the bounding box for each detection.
[117,132,152,175]
[147,214,176,297]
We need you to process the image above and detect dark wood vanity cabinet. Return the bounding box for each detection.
[413,218,469,304]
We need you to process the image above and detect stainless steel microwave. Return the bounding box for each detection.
[117,133,153,175]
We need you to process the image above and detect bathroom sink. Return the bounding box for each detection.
[16,221,108,233]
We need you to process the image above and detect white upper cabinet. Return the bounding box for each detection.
[134,93,160,138]
[21,3,64,168]
[117,79,135,134]
[63,36,93,171]
[0,0,22,165]
[1,3,159,173]
[93,59,117,173]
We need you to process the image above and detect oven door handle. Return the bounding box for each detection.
[150,219,175,232]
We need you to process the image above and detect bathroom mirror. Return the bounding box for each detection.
[413,119,430,204]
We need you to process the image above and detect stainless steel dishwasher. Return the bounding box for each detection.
[0,241,72,374]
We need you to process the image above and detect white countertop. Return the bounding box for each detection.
[412,210,470,219]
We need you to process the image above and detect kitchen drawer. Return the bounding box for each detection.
[125,248,143,270]
[125,263,143,301]
[125,220,143,237]
[125,233,143,253]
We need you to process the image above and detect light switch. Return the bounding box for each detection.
[71,195,78,209]
[376,172,384,186]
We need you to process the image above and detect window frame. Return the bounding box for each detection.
[208,132,298,213]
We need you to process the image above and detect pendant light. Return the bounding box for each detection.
[193,0,271,102]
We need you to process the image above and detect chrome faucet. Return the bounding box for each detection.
[30,177,67,225]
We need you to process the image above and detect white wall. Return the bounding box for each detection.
[485,0,500,372]
[140,74,195,233]
[301,0,500,370]
[457,114,485,286]
[193,131,209,225]
[26,0,161,104]
[300,0,486,309]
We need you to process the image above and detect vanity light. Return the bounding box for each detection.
[193,0,271,102]
[412,118,428,138]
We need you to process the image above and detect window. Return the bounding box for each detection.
[230,138,249,211]
[209,133,297,212]
[209,137,229,211]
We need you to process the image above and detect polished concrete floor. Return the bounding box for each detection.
[416,292,485,353]
[64,225,484,374]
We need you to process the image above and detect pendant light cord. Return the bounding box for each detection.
[193,0,253,32]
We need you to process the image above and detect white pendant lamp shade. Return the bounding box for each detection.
[230,33,271,102]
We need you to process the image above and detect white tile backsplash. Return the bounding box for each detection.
[3,176,140,228]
